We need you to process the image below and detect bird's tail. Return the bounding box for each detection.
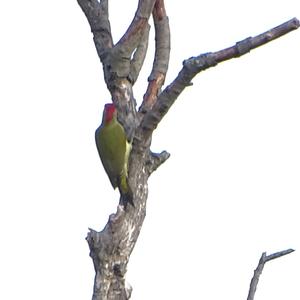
[119,174,134,207]
[120,190,134,208]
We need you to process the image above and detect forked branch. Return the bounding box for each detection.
[247,249,295,300]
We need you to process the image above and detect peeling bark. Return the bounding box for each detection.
[140,0,170,113]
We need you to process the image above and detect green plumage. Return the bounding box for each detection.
[95,104,133,205]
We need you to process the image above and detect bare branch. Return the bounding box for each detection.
[103,1,155,89]
[78,0,155,92]
[139,0,171,113]
[217,18,300,61]
[263,248,295,262]
[115,0,156,58]
[128,23,150,85]
[139,18,300,139]
[247,249,295,300]
[77,0,113,58]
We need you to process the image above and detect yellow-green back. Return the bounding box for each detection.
[95,116,130,192]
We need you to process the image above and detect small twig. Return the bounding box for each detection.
[139,18,300,139]
[146,150,170,175]
[247,249,295,300]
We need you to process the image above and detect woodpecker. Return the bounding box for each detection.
[95,103,133,206]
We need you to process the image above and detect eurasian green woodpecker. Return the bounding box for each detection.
[95,103,133,206]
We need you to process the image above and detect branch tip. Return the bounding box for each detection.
[265,248,295,262]
[291,17,300,28]
[147,150,170,175]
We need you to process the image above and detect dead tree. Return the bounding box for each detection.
[77,1,298,299]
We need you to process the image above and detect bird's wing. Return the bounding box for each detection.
[95,124,127,189]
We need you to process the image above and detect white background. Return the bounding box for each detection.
[1,1,300,299]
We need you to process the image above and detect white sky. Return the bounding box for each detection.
[1,1,300,299]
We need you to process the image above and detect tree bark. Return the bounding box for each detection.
[77,1,299,298]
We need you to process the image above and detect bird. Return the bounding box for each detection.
[95,103,134,206]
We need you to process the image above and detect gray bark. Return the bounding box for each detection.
[76,1,299,298]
